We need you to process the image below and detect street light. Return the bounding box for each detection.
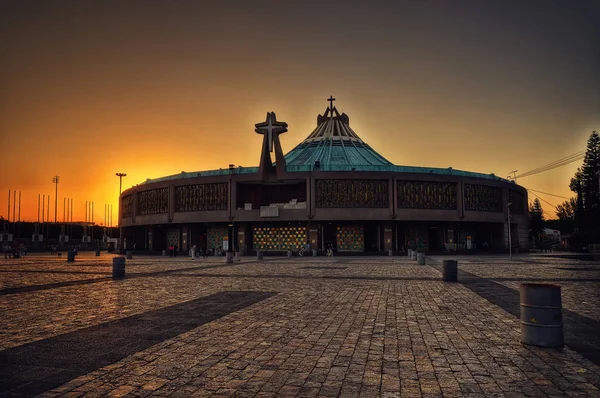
[115,173,127,194]
[52,175,59,223]
[507,202,512,259]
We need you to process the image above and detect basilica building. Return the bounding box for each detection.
[120,98,528,254]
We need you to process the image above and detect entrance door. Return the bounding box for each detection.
[322,223,336,251]
[428,227,441,251]
[383,228,393,251]
[364,222,379,252]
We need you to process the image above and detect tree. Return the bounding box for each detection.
[529,198,545,247]
[555,198,576,220]
[569,131,600,244]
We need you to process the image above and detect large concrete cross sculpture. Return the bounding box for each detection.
[255,112,288,153]
[254,112,288,180]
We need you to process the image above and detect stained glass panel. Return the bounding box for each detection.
[253,226,307,251]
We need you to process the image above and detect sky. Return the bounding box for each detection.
[1,0,599,223]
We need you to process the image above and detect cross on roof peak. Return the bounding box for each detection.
[327,95,335,110]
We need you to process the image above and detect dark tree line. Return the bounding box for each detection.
[557,131,600,248]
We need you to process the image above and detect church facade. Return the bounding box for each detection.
[120,98,528,254]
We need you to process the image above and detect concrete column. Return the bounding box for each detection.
[230,180,237,216]
[168,184,174,222]
[388,178,395,218]
[457,180,464,219]
[132,190,137,224]
[310,177,316,217]
[306,175,311,219]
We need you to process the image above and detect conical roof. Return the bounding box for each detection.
[285,100,392,171]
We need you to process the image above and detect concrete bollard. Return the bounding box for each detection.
[407,249,412,257]
[520,283,564,348]
[226,252,234,264]
[388,250,393,256]
[417,253,426,265]
[162,250,166,256]
[126,251,133,259]
[287,250,293,258]
[312,249,317,257]
[411,251,417,261]
[442,260,458,282]
[95,248,100,256]
[257,251,263,260]
[112,257,126,279]
[67,251,75,263]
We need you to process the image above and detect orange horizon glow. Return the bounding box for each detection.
[1,1,598,222]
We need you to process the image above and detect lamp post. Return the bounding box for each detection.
[115,173,126,253]
[52,175,59,223]
[507,202,512,259]
[116,173,127,195]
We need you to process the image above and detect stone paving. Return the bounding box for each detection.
[0,252,599,397]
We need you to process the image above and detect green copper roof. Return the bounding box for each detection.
[284,105,393,169]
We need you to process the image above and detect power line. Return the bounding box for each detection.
[526,189,571,200]
[515,150,585,179]
[520,150,585,176]
[528,190,557,210]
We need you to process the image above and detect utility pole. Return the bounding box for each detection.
[507,202,512,259]
[508,170,518,183]
[52,175,59,223]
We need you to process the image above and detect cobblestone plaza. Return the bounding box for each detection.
[1,253,599,397]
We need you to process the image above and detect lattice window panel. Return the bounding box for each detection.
[175,183,228,212]
[336,226,364,252]
[121,194,133,218]
[397,181,457,210]
[509,190,526,214]
[137,188,169,215]
[316,179,388,208]
[464,184,503,212]
[253,226,307,251]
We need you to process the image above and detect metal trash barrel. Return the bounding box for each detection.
[112,257,126,279]
[67,251,75,263]
[417,253,426,265]
[442,260,458,282]
[126,251,133,259]
[95,249,100,256]
[312,249,317,257]
[411,251,417,261]
[257,251,263,260]
[520,283,564,348]
[388,250,393,256]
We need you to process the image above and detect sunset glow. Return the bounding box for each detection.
[1,1,598,222]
